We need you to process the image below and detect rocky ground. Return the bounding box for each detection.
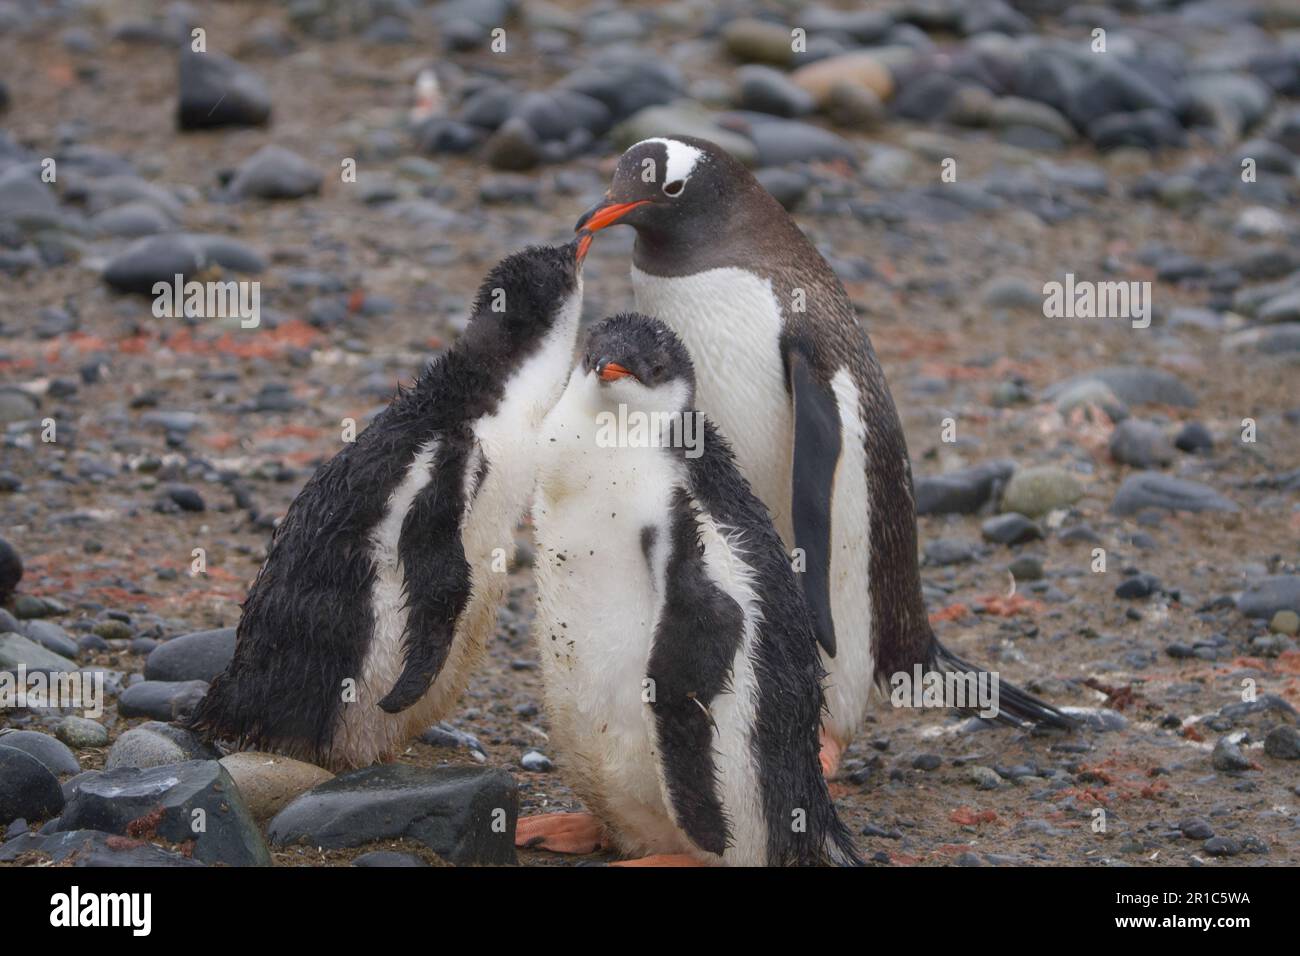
[1,0,1299,867]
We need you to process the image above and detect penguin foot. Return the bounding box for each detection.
[515,812,607,854]
[609,854,703,867]
[819,727,845,778]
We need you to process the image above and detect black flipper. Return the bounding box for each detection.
[377,431,475,714]
[930,640,1077,730]
[784,342,841,658]
[645,489,746,857]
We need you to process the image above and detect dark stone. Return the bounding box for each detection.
[0,828,205,866]
[0,537,21,601]
[1115,573,1159,600]
[1237,576,1300,619]
[916,459,1016,515]
[0,731,80,776]
[1264,725,1300,760]
[118,680,209,721]
[1174,421,1213,454]
[1210,737,1252,773]
[268,764,518,865]
[980,513,1043,545]
[55,760,268,866]
[1088,109,1185,151]
[145,627,236,683]
[0,746,65,826]
[1110,472,1238,515]
[177,48,271,130]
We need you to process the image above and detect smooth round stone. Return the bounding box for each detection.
[104,721,219,771]
[56,716,110,749]
[1174,422,1213,454]
[117,679,209,721]
[0,746,64,826]
[1270,610,1300,636]
[981,513,1044,546]
[1263,725,1300,760]
[144,627,236,683]
[484,117,542,172]
[520,750,553,772]
[0,730,80,775]
[1108,419,1173,469]
[90,201,173,237]
[736,65,815,117]
[791,51,895,104]
[229,145,323,200]
[1000,466,1084,518]
[177,48,271,129]
[219,752,334,821]
[24,620,79,660]
[92,619,134,641]
[1110,473,1238,515]
[723,19,796,67]
[1008,556,1044,581]
[1211,737,1252,772]
[826,82,885,129]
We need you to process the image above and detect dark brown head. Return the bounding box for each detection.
[575,137,758,261]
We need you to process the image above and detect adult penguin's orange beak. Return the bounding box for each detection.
[574,199,650,233]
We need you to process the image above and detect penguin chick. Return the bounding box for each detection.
[188,240,586,770]
[527,313,860,866]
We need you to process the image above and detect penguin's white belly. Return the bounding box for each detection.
[532,408,687,855]
[531,372,772,863]
[823,369,875,739]
[631,266,794,539]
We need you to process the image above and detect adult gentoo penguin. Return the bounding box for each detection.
[576,137,1073,772]
[188,241,587,770]
[523,314,859,866]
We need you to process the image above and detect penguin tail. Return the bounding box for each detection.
[823,823,864,867]
[929,639,1077,731]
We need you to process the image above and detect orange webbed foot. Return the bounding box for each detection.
[515,812,607,854]
[819,725,845,779]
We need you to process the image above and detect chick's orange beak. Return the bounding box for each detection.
[575,199,650,234]
[598,361,633,382]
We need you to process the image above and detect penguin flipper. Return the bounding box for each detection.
[645,490,746,858]
[377,434,474,715]
[784,342,841,658]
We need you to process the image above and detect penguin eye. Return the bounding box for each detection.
[662,179,685,197]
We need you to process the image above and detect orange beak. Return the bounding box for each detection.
[576,232,593,264]
[598,361,634,382]
[575,199,650,234]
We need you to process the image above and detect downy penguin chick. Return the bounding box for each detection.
[524,313,860,866]
[188,241,586,769]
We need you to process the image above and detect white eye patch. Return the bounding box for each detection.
[635,137,703,191]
